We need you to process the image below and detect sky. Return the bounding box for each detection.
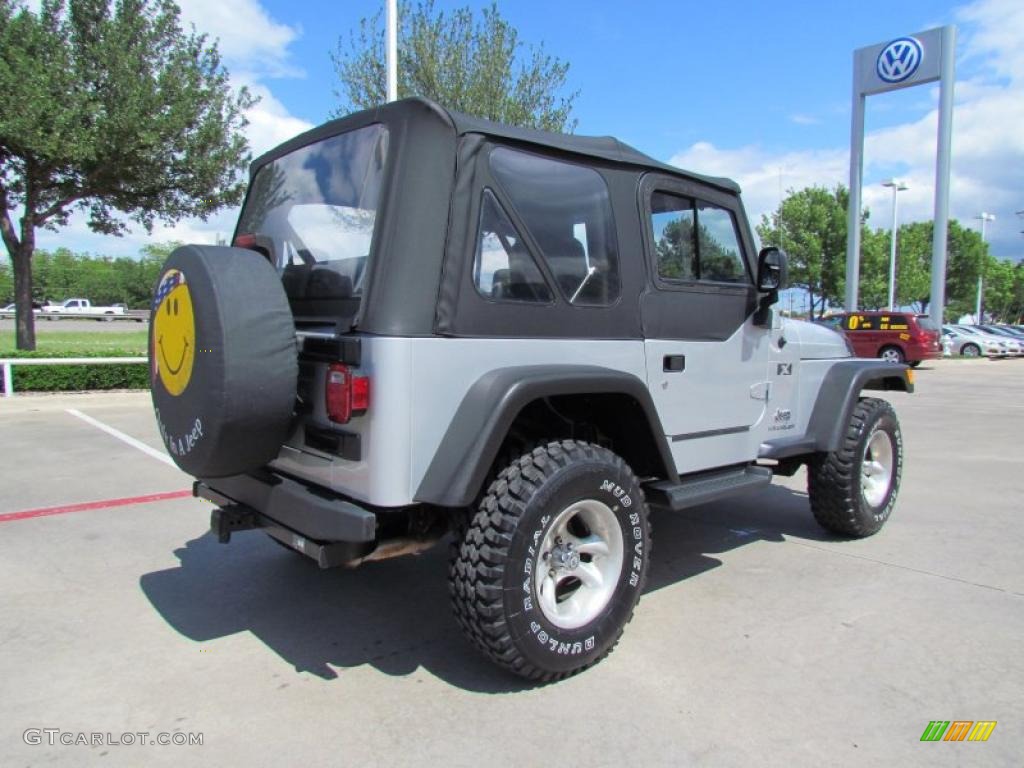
[34,0,1024,263]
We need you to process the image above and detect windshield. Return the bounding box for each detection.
[236,124,389,306]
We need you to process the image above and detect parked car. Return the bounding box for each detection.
[831,311,942,365]
[942,325,1006,358]
[2,301,46,313]
[978,324,1024,343]
[43,298,126,316]
[972,326,1024,356]
[952,325,1021,357]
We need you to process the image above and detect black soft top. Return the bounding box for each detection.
[250,96,740,194]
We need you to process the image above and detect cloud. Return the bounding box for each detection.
[670,0,1024,259]
[177,0,303,80]
[32,0,313,257]
[789,114,821,126]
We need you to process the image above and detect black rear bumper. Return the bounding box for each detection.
[194,472,378,567]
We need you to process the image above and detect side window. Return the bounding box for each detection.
[489,147,620,306]
[651,192,696,280]
[695,203,747,283]
[649,191,749,284]
[473,189,552,303]
[880,314,908,330]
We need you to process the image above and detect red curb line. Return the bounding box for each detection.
[0,489,193,523]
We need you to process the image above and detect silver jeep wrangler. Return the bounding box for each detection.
[149,97,912,681]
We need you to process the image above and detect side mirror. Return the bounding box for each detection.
[757,247,788,292]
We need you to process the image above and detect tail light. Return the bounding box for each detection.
[325,363,370,424]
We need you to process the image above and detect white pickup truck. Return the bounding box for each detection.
[43,298,126,318]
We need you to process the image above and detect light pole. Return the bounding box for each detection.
[386,0,397,102]
[974,212,995,322]
[882,179,909,310]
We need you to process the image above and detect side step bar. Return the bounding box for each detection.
[644,465,772,511]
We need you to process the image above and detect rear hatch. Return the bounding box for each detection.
[234,123,390,333]
[233,123,391,475]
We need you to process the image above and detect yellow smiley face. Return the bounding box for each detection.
[153,274,195,396]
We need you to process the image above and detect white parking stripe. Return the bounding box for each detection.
[66,408,177,468]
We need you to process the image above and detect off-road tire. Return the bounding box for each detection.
[807,397,903,538]
[449,440,651,681]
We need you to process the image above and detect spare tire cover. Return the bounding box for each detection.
[149,244,297,478]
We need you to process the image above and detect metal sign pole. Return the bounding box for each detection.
[928,25,956,328]
[845,90,866,311]
[847,27,955,323]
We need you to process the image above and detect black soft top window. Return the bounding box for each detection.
[489,147,620,306]
[649,191,749,284]
[237,124,389,310]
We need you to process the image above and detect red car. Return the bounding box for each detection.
[832,311,942,366]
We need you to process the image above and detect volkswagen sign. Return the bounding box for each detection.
[876,37,923,84]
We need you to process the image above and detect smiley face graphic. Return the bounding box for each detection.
[152,270,195,396]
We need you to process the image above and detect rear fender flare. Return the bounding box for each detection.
[414,365,676,507]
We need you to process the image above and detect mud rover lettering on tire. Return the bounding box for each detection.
[449,440,651,681]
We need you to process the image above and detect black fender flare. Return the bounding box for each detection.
[414,365,677,507]
[761,359,913,460]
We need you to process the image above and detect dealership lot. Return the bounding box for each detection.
[0,359,1021,766]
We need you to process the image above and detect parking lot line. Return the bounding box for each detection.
[0,489,192,523]
[66,407,175,467]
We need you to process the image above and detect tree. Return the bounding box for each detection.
[0,0,255,349]
[857,227,890,310]
[757,185,860,319]
[891,222,934,313]
[331,0,579,132]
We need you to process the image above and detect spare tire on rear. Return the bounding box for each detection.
[149,244,297,478]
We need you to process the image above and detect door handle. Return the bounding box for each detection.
[663,354,685,372]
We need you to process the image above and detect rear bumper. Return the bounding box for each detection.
[907,344,941,362]
[195,472,377,544]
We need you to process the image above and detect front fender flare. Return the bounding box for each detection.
[760,359,913,460]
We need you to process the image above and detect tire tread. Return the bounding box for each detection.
[807,397,899,538]
[448,439,649,682]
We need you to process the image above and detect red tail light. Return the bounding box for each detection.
[325,364,370,424]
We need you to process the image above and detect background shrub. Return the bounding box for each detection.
[0,349,149,393]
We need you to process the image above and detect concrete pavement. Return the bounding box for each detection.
[0,359,1020,766]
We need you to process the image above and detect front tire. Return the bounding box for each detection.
[961,343,981,358]
[449,440,651,681]
[807,397,903,538]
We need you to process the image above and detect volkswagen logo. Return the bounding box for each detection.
[876,37,923,84]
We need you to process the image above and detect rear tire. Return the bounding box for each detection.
[807,397,903,538]
[449,440,650,681]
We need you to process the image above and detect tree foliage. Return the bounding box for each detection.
[331,0,578,132]
[756,185,864,318]
[0,0,254,349]
[758,185,1024,321]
